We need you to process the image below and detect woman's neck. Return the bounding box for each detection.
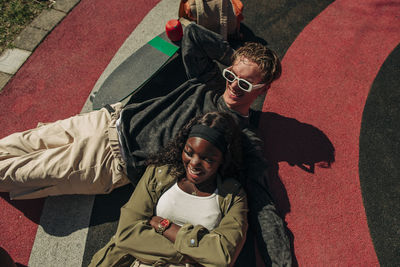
[178,177,217,197]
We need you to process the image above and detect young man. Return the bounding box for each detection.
[0,23,291,266]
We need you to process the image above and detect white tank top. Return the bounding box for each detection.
[156,182,222,231]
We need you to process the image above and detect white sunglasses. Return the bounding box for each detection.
[222,68,265,92]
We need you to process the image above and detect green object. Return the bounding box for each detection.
[92,31,180,109]
[148,36,179,57]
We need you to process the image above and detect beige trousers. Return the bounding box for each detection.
[0,103,129,199]
[132,259,192,267]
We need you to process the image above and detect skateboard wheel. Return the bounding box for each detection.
[165,19,183,42]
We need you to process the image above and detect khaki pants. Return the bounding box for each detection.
[132,260,191,267]
[0,103,129,199]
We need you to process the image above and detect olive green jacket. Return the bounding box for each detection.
[90,165,248,267]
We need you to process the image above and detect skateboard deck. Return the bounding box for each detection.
[92,31,180,110]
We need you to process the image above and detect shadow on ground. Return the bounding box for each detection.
[258,112,335,265]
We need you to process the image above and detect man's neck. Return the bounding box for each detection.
[218,97,250,120]
[227,105,249,117]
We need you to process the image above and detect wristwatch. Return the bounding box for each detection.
[156,218,171,234]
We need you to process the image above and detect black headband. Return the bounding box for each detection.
[188,124,227,153]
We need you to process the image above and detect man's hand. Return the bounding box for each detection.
[183,0,196,21]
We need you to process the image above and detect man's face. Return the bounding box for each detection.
[222,56,268,115]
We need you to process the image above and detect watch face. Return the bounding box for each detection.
[157,219,171,234]
[160,219,170,228]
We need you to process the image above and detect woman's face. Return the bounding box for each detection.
[182,137,223,184]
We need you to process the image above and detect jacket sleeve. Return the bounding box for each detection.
[241,128,292,266]
[173,187,248,267]
[114,166,184,265]
[181,23,234,85]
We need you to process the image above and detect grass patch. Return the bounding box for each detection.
[0,0,52,54]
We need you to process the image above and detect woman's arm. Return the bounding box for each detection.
[117,165,247,266]
[169,188,248,267]
[149,216,180,243]
[114,166,184,265]
[148,217,198,265]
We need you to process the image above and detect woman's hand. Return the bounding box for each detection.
[149,216,180,243]
[149,216,164,230]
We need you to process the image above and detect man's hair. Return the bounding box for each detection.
[233,42,282,85]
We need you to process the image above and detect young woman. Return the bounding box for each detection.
[89,112,248,267]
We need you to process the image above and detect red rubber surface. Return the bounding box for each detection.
[261,0,399,265]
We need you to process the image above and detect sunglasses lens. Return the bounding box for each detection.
[224,70,235,82]
[223,69,253,92]
[238,80,251,91]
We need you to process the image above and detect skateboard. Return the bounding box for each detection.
[92,31,180,110]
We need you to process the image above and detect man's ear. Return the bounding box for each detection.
[257,84,270,96]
